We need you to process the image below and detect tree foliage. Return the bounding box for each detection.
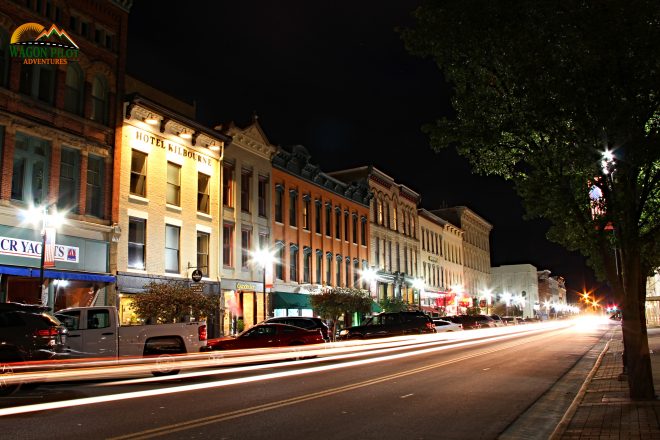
[401,0,660,399]
[378,296,409,313]
[130,281,220,324]
[310,287,373,340]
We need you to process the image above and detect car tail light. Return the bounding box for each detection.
[34,327,58,337]
[426,322,435,330]
[198,324,207,341]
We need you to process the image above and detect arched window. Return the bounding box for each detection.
[19,63,56,104]
[90,75,108,124]
[64,64,84,115]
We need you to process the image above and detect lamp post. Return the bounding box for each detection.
[253,248,275,321]
[413,278,425,311]
[24,204,62,308]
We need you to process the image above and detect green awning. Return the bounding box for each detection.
[273,292,312,309]
[371,301,382,313]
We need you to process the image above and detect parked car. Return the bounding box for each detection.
[443,315,483,330]
[501,316,523,325]
[263,316,330,342]
[337,311,436,340]
[202,323,325,351]
[432,318,463,332]
[0,302,68,395]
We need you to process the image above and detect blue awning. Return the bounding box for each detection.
[0,265,115,283]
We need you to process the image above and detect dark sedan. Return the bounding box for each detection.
[337,311,436,340]
[203,323,325,351]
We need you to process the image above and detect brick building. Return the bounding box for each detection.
[271,146,371,322]
[115,86,230,329]
[0,0,130,309]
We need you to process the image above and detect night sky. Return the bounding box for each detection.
[126,1,608,302]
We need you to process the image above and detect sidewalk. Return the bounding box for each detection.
[553,326,660,439]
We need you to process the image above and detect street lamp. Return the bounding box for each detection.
[481,288,493,315]
[412,278,425,310]
[252,247,275,320]
[23,204,63,308]
[501,291,512,317]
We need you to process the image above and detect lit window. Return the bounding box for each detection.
[130,150,147,197]
[128,217,146,270]
[222,164,234,208]
[223,223,234,267]
[241,229,251,269]
[165,224,180,273]
[197,172,210,214]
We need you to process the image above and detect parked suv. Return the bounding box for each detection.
[337,311,436,340]
[264,316,330,342]
[0,302,68,395]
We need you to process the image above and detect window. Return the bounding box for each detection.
[165,225,180,273]
[352,214,358,244]
[197,231,209,275]
[302,196,310,230]
[166,162,181,206]
[315,250,322,284]
[392,207,398,231]
[58,148,79,213]
[303,248,311,283]
[345,258,350,287]
[197,172,210,214]
[353,260,360,287]
[336,255,342,286]
[326,252,332,285]
[335,207,341,239]
[275,185,283,223]
[344,211,349,242]
[325,203,332,236]
[128,217,146,270]
[396,243,400,272]
[361,217,367,246]
[222,164,234,208]
[223,223,234,267]
[289,190,298,227]
[19,64,55,104]
[258,176,267,217]
[130,150,147,197]
[64,64,84,115]
[384,202,390,228]
[241,170,251,213]
[315,200,322,234]
[276,243,284,280]
[241,229,251,269]
[259,232,268,249]
[11,133,49,205]
[377,200,383,225]
[86,154,104,217]
[375,238,380,267]
[90,76,108,124]
[290,245,298,281]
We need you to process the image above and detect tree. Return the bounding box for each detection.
[401,0,660,399]
[310,287,373,341]
[378,296,409,313]
[130,281,220,324]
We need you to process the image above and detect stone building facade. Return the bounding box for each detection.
[329,166,420,305]
[431,206,492,301]
[216,118,277,335]
[491,263,540,318]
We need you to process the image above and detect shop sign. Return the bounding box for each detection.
[236,282,256,290]
[189,283,203,293]
[0,236,79,263]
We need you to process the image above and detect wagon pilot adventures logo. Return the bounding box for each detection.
[9,22,79,64]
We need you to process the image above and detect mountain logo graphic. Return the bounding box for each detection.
[9,22,80,64]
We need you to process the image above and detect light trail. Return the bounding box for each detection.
[0,323,573,417]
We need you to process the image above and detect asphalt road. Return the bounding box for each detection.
[0,320,611,440]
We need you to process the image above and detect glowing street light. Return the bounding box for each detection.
[252,247,275,320]
[501,291,512,317]
[412,278,425,309]
[481,288,493,315]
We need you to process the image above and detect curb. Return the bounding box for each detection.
[548,339,611,440]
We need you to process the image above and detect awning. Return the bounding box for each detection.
[0,265,115,283]
[371,301,382,313]
[273,292,312,309]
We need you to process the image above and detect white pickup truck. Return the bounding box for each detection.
[55,306,207,359]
